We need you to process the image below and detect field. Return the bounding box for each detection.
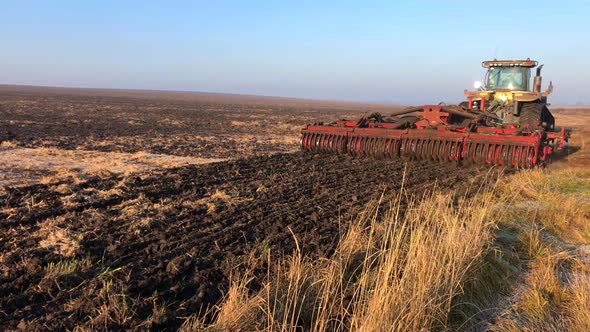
[1,85,589,330]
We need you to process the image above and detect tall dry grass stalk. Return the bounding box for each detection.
[182,186,496,331]
[565,270,590,331]
[344,191,494,331]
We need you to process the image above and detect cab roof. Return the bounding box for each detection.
[482,59,538,68]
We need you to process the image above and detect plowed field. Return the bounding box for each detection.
[0,86,491,330]
[1,152,490,330]
[0,85,399,159]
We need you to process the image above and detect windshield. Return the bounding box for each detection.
[486,67,530,91]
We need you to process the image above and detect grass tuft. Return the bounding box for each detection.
[45,257,92,279]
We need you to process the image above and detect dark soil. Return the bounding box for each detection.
[0,86,400,158]
[0,151,487,330]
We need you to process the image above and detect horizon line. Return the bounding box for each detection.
[0,83,588,108]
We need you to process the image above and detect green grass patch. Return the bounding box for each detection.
[45,257,92,279]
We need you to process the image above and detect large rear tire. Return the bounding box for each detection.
[519,103,542,130]
[520,103,555,131]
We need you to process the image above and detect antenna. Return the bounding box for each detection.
[493,45,499,59]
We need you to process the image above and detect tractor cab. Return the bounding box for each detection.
[464,58,551,110]
[482,59,537,92]
[486,66,531,91]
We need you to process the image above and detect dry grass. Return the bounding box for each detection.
[85,279,135,329]
[37,224,83,257]
[490,249,590,331]
[499,168,590,244]
[158,118,186,126]
[192,189,250,215]
[487,164,590,331]
[0,147,226,187]
[565,271,590,331]
[0,140,17,149]
[230,120,250,127]
[182,185,496,331]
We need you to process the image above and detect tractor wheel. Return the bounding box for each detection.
[520,103,555,131]
[519,103,543,130]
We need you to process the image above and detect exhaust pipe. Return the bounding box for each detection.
[533,64,544,93]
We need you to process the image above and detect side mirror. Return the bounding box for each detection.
[547,81,553,94]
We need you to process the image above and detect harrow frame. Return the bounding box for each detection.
[301,105,568,168]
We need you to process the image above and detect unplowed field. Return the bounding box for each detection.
[0,86,491,330]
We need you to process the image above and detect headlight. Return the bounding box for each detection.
[499,94,508,102]
[473,81,482,89]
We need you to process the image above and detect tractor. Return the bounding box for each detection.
[301,59,569,168]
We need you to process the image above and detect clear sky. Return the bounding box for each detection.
[1,1,588,104]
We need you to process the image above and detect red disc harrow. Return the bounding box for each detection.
[301,106,568,168]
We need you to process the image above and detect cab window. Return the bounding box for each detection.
[486,67,529,90]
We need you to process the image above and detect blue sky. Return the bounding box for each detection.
[1,1,588,104]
